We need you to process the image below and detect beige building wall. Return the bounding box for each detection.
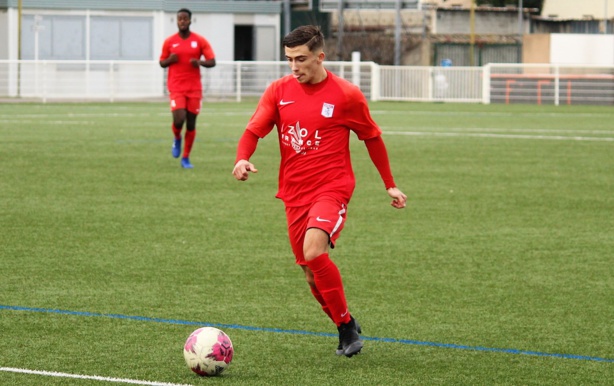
[423,0,473,8]
[541,0,614,19]
[329,8,425,31]
[523,34,550,64]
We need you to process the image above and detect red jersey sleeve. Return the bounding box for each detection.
[235,130,259,163]
[245,82,279,138]
[364,136,396,189]
[159,38,171,61]
[198,35,215,60]
[344,85,382,141]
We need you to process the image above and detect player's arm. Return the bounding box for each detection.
[159,41,178,68]
[364,136,407,209]
[159,39,179,68]
[198,58,216,68]
[232,130,259,181]
[160,54,178,68]
[190,57,215,68]
[232,83,278,181]
[193,37,216,68]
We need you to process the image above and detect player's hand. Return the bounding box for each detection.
[190,58,200,68]
[232,159,258,181]
[167,53,178,64]
[387,187,407,209]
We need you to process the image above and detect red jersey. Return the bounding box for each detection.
[246,70,382,207]
[160,32,215,93]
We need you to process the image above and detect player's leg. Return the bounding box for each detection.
[183,111,197,158]
[302,198,363,357]
[302,228,345,326]
[287,201,361,357]
[180,96,201,168]
[300,264,361,355]
[301,265,334,320]
[170,93,187,159]
[303,228,362,357]
[287,206,334,320]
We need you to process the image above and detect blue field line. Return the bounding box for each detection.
[2,304,613,363]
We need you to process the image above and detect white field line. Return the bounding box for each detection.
[1,120,97,125]
[0,111,250,119]
[385,130,614,142]
[0,367,193,386]
[0,113,167,118]
[385,127,614,135]
[370,110,614,119]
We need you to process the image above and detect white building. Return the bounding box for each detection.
[0,0,282,62]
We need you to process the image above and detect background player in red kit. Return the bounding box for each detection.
[159,8,216,169]
[232,25,407,357]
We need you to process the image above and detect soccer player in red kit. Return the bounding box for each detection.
[159,8,216,169]
[232,25,407,357]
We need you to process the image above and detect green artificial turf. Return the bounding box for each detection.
[1,101,612,385]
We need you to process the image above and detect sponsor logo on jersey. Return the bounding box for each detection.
[191,41,197,48]
[281,121,322,154]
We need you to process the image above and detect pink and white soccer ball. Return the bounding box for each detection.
[183,327,234,376]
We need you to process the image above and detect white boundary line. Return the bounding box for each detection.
[385,131,614,142]
[385,126,614,135]
[0,367,193,386]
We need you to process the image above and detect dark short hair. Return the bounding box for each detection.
[282,25,324,52]
[177,8,191,19]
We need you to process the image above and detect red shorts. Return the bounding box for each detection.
[285,196,347,266]
[169,91,202,114]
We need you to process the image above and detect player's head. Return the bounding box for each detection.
[283,25,326,84]
[283,25,324,52]
[176,8,192,32]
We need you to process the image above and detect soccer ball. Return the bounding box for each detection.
[183,327,234,376]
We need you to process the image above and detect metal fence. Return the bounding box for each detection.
[378,65,483,103]
[0,60,375,103]
[1,60,613,105]
[484,63,614,105]
[433,43,521,67]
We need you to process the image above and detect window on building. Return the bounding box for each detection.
[21,15,85,60]
[21,14,153,60]
[91,17,153,60]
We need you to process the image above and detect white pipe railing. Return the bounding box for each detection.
[1,60,613,105]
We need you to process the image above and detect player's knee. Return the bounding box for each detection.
[303,232,330,261]
[303,269,315,287]
[173,120,185,129]
[303,247,326,262]
[305,276,316,287]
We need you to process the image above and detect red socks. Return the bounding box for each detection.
[309,284,334,321]
[172,124,182,140]
[172,125,196,159]
[183,129,196,158]
[305,253,351,326]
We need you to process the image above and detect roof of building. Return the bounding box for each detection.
[0,0,282,14]
[431,34,520,44]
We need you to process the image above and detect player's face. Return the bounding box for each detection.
[177,12,191,32]
[285,45,326,84]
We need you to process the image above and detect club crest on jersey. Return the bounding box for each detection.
[191,41,197,48]
[321,103,334,118]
